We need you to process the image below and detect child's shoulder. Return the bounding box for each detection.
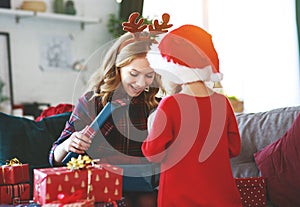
[162,93,183,100]
[159,94,187,106]
[159,94,177,105]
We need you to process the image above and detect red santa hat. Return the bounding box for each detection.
[147,24,223,84]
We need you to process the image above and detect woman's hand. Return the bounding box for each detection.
[64,130,92,154]
[53,126,92,166]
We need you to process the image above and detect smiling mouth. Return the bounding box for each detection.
[130,85,143,93]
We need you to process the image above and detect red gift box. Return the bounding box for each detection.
[235,177,267,207]
[43,198,94,207]
[0,183,30,205]
[0,164,30,185]
[33,164,123,205]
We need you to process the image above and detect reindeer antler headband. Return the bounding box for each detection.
[117,12,173,54]
[123,12,172,35]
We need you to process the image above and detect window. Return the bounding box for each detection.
[143,0,205,29]
[143,0,300,112]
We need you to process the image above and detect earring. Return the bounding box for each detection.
[144,86,149,92]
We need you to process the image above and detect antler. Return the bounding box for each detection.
[148,13,173,34]
[122,12,148,35]
[118,12,173,53]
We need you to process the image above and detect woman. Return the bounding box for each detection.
[48,13,170,206]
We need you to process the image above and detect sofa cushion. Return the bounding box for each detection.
[0,112,71,167]
[231,106,300,178]
[254,112,300,207]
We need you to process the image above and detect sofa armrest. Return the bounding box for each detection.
[231,106,300,177]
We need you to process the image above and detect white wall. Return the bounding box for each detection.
[0,0,118,107]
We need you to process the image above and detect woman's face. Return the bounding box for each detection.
[120,56,155,97]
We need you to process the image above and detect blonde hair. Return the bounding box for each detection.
[88,32,164,110]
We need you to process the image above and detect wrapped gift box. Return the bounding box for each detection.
[33,164,123,205]
[15,203,41,207]
[95,197,126,207]
[43,198,94,207]
[235,177,267,207]
[0,164,29,185]
[0,183,30,205]
[15,201,41,207]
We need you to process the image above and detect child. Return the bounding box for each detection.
[142,24,242,207]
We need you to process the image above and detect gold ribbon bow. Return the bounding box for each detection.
[66,155,93,170]
[5,158,22,166]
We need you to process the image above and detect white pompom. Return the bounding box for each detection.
[210,72,223,82]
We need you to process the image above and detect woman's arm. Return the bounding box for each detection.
[52,130,91,166]
[49,92,97,166]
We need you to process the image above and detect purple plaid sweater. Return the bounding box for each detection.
[49,91,153,166]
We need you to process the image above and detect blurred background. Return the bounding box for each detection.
[0,0,299,117]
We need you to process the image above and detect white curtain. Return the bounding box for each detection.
[207,0,300,112]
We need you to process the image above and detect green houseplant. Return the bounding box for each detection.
[107,13,125,38]
[107,13,153,38]
[0,78,8,104]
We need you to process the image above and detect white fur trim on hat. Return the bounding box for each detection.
[147,50,223,84]
[210,72,223,82]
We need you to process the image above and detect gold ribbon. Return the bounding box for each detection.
[87,168,92,199]
[66,155,98,199]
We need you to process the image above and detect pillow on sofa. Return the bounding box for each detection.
[254,112,300,207]
[35,103,74,121]
[0,112,71,167]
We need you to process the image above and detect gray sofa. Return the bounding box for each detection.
[1,106,300,206]
[231,105,300,206]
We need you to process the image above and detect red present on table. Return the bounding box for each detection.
[43,198,94,207]
[0,183,30,205]
[0,164,30,185]
[33,163,123,205]
[235,177,267,207]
